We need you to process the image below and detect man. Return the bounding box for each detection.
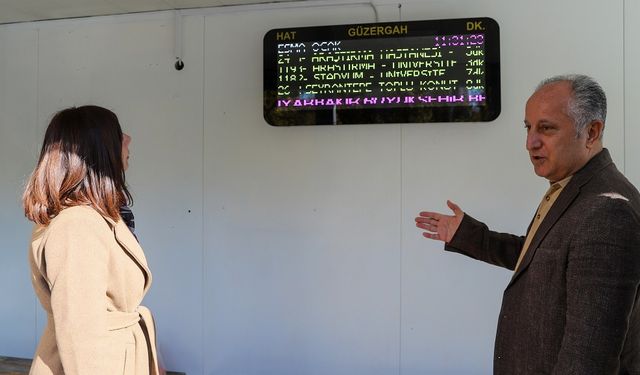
[415,75,640,374]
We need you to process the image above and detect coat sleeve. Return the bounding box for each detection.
[44,211,119,375]
[444,213,526,270]
[552,197,640,374]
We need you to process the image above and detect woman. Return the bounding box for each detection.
[23,106,159,375]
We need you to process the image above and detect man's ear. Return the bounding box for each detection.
[585,120,604,147]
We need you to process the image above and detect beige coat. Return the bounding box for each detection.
[28,205,159,375]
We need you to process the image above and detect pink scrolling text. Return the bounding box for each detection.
[277,94,486,107]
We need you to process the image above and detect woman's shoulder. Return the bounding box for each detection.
[48,205,110,233]
[32,206,115,270]
[54,205,101,218]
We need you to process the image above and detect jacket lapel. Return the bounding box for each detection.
[508,149,613,286]
[509,183,579,284]
[102,215,153,293]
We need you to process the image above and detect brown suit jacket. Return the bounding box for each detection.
[28,205,159,375]
[446,149,640,374]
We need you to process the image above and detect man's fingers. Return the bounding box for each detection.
[416,202,461,242]
[415,216,440,227]
[446,200,463,216]
[422,232,439,240]
[415,220,437,231]
[418,211,441,220]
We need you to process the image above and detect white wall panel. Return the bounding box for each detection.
[0,26,39,358]
[625,0,640,186]
[202,4,401,375]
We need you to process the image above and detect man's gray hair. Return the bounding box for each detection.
[536,74,607,137]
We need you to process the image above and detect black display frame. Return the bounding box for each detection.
[263,17,500,126]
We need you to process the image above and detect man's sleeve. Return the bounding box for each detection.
[553,197,640,374]
[445,213,525,270]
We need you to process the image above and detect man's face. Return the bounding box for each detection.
[524,82,592,182]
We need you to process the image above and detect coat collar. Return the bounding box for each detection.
[508,148,613,285]
[102,214,153,293]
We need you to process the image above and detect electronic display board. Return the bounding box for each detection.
[263,17,500,126]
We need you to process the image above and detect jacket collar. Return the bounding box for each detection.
[102,215,153,293]
[508,148,613,285]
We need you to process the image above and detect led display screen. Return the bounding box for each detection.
[263,17,500,126]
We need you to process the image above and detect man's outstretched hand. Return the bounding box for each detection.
[415,200,464,243]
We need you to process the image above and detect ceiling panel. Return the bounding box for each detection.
[1,0,125,23]
[0,0,301,25]
[166,0,250,7]
[103,0,175,13]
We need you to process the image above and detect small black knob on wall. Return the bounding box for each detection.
[175,59,185,71]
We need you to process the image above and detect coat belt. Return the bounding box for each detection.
[106,311,140,331]
[106,306,159,375]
